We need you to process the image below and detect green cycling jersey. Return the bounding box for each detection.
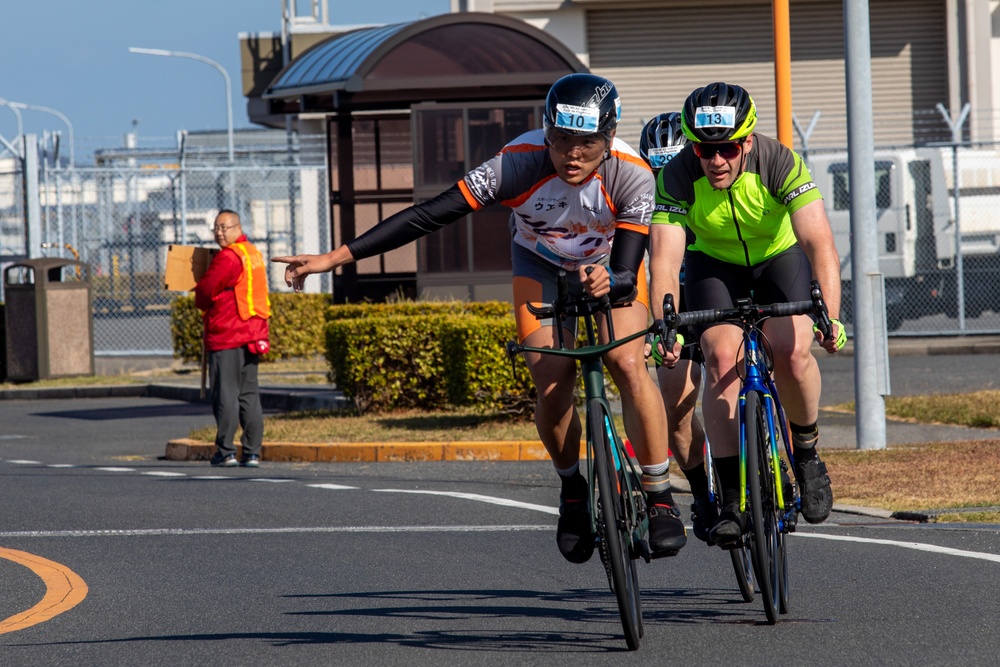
[651,133,823,266]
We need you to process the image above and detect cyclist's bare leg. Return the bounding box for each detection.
[521,325,582,469]
[601,301,686,554]
[761,315,822,427]
[762,314,833,523]
[657,360,704,469]
[599,302,669,467]
[699,324,745,459]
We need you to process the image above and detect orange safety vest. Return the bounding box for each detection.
[229,241,271,320]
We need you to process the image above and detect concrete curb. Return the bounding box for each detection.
[165,437,576,463]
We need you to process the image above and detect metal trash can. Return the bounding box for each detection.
[4,258,94,381]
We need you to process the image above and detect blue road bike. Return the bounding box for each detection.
[658,280,833,624]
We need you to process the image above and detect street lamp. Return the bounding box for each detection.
[0,98,24,152]
[128,47,234,164]
[3,101,74,167]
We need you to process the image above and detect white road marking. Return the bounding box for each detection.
[308,483,360,490]
[95,467,135,472]
[7,460,40,465]
[142,471,187,477]
[46,464,76,468]
[0,435,26,440]
[0,525,552,539]
[795,532,1000,563]
[250,478,294,483]
[373,488,560,515]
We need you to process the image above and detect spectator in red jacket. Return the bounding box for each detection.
[195,209,271,467]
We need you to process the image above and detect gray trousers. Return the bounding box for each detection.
[209,346,263,458]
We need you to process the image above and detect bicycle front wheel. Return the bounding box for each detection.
[745,390,780,624]
[589,398,642,650]
[713,465,755,602]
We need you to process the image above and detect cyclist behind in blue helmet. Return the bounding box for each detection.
[650,82,844,545]
[275,72,687,563]
[639,112,717,545]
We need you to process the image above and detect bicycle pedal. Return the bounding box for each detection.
[649,548,680,560]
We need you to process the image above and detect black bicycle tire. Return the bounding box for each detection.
[589,399,642,649]
[730,540,756,603]
[745,390,779,624]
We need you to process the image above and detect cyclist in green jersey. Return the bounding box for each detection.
[639,112,717,544]
[649,82,845,545]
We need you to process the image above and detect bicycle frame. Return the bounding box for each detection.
[509,309,651,545]
[737,326,796,531]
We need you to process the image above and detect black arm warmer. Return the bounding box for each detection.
[607,226,647,304]
[345,185,474,260]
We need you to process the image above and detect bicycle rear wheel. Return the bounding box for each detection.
[590,399,642,650]
[745,390,780,624]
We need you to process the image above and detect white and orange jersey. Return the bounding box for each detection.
[457,129,655,270]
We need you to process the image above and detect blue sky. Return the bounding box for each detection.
[1,1,450,163]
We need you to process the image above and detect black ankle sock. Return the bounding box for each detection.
[681,465,709,499]
[560,471,587,499]
[714,456,741,509]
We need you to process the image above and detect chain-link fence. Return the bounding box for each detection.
[2,153,330,355]
[5,128,1000,357]
[807,141,1000,336]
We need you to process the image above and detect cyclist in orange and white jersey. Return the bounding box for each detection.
[274,73,688,562]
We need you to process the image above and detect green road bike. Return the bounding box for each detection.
[506,270,656,650]
[659,280,833,624]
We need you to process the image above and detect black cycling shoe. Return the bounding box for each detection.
[647,499,687,558]
[795,453,834,524]
[556,478,595,564]
[690,494,719,546]
[709,507,746,546]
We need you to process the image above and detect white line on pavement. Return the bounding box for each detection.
[0,525,553,539]
[308,483,360,490]
[95,467,135,472]
[795,531,1000,563]
[373,488,560,515]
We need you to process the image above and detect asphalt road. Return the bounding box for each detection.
[2,392,999,665]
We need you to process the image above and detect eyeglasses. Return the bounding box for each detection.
[692,140,745,161]
[213,224,238,233]
[546,130,608,161]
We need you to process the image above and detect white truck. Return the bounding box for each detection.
[808,147,1000,329]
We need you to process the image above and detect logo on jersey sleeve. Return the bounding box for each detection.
[621,193,654,223]
[782,181,816,205]
[465,165,498,204]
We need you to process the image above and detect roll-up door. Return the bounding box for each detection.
[586,0,948,150]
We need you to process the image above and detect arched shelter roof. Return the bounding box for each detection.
[263,12,587,113]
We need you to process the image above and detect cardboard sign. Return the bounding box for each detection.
[164,245,217,292]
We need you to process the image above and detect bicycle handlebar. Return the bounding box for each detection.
[657,279,833,352]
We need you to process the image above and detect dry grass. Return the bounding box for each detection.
[823,440,1000,513]
[189,406,596,444]
[837,390,1000,430]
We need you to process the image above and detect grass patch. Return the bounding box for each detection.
[834,390,1000,429]
[822,440,1000,515]
[190,406,628,445]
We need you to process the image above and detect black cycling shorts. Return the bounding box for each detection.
[683,245,814,338]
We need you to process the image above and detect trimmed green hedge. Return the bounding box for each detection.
[170,293,331,362]
[325,312,534,414]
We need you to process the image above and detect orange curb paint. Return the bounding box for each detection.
[0,548,88,634]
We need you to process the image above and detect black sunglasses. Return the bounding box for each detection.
[692,140,745,160]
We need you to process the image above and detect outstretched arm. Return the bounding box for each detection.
[271,185,473,292]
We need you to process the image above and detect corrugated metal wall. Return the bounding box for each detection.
[585,0,949,149]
